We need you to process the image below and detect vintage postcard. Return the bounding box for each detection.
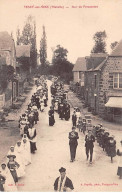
[0,0,122,192]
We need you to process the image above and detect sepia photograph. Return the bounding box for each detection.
[0,0,122,192]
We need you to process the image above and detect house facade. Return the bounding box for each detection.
[73,57,86,84]
[0,32,16,69]
[72,57,87,99]
[84,41,122,123]
[0,32,17,108]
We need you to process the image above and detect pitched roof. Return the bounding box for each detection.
[73,57,86,71]
[110,40,122,56]
[85,53,108,71]
[0,31,14,51]
[90,53,108,58]
[16,45,31,58]
[94,58,108,71]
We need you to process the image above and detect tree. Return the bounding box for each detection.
[91,31,107,53]
[51,45,73,83]
[16,15,37,69]
[40,26,47,67]
[16,27,21,45]
[52,45,68,63]
[110,41,118,50]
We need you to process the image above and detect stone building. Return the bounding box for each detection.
[72,57,87,99]
[84,41,122,123]
[0,32,17,108]
[0,32,16,69]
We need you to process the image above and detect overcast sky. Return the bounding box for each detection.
[0,0,122,63]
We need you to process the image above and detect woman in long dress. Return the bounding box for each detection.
[117,140,122,179]
[107,136,116,163]
[7,145,25,178]
[48,106,55,126]
[7,155,19,184]
[27,124,37,154]
[14,141,26,178]
[0,163,17,192]
[21,134,31,166]
[75,108,81,127]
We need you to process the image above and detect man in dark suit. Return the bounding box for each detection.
[72,112,77,127]
[54,167,74,192]
[85,130,95,164]
[69,126,79,162]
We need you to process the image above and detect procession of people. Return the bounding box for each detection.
[0,76,48,191]
[0,75,122,192]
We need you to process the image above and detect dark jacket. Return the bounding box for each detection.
[69,131,79,146]
[72,115,77,122]
[54,176,74,191]
[85,134,95,148]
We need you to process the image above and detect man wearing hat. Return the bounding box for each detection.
[69,126,79,162]
[85,130,95,164]
[54,167,74,192]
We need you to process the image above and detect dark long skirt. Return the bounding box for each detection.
[117,167,122,177]
[65,111,70,121]
[30,142,37,153]
[49,116,55,126]
[108,146,116,157]
[10,170,18,183]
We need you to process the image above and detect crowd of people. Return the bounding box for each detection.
[0,76,122,192]
[48,81,70,126]
[0,76,48,192]
[50,79,122,182]
[69,108,122,179]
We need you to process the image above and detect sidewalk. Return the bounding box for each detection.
[0,86,36,164]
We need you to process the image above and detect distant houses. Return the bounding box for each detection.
[73,57,87,83]
[0,32,16,69]
[0,31,32,110]
[0,32,16,108]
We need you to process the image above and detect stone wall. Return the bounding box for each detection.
[84,71,100,113]
[99,57,122,118]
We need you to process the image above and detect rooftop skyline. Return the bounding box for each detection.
[0,0,122,63]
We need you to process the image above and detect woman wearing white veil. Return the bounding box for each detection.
[7,146,18,162]
[21,134,31,166]
[14,141,25,178]
[0,163,18,192]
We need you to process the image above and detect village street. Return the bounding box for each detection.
[0,84,37,164]
[15,80,122,192]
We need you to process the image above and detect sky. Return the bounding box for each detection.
[0,0,122,64]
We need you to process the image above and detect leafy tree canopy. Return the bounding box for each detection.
[110,41,118,50]
[91,31,107,53]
